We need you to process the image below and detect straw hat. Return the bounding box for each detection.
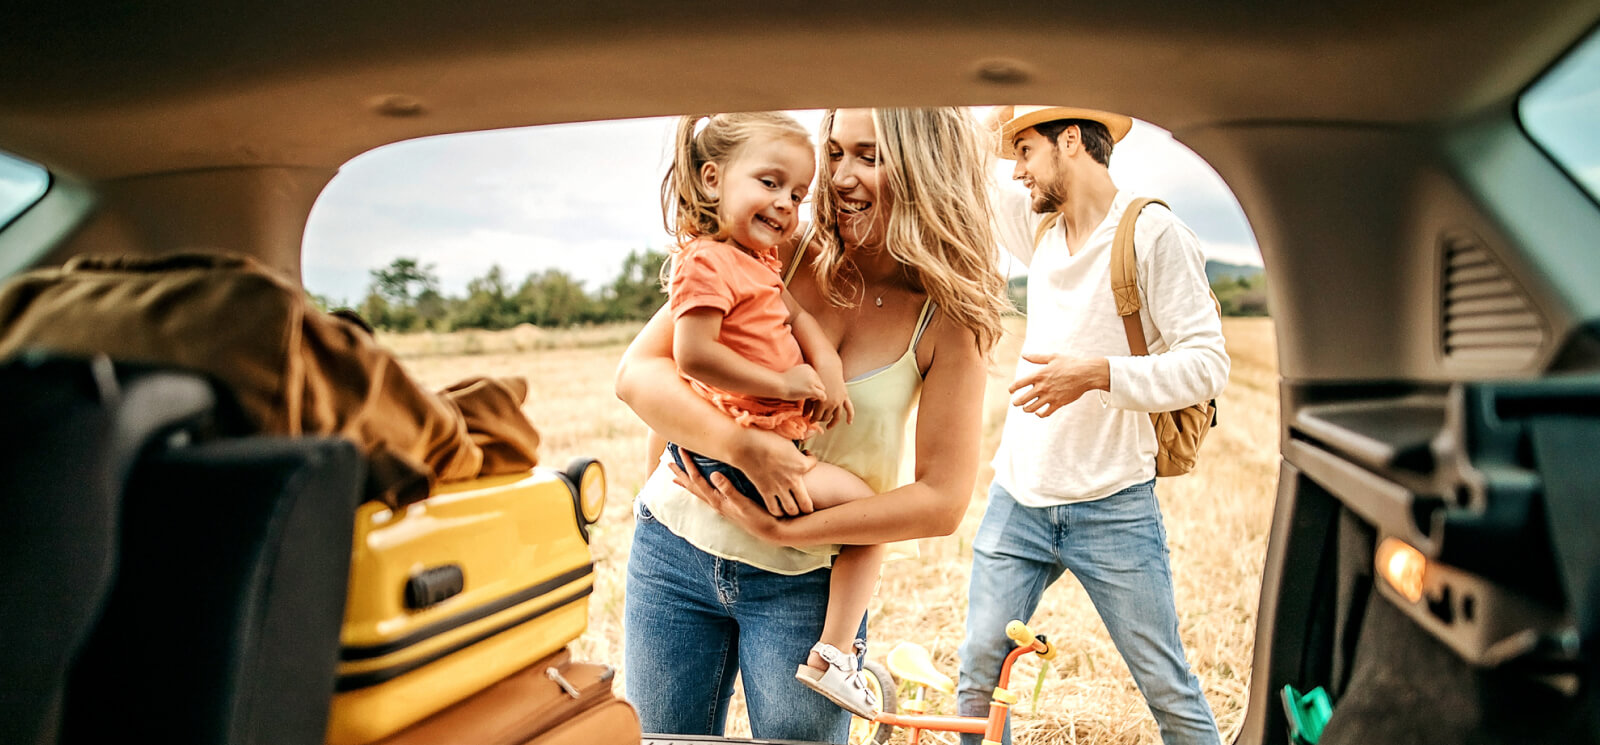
[987,105,1133,159]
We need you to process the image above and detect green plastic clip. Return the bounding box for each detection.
[1280,684,1332,745]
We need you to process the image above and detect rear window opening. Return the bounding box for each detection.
[300,111,1264,327]
[1519,26,1600,204]
[0,151,49,232]
[300,110,1272,742]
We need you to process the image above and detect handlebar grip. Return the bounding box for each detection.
[1005,619,1058,661]
[1005,620,1036,647]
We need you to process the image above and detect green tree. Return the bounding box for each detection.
[1212,274,1270,317]
[415,288,449,329]
[598,248,669,322]
[306,291,337,312]
[370,258,439,304]
[365,257,442,331]
[452,265,521,330]
[518,269,593,327]
[359,291,395,329]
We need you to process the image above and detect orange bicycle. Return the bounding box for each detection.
[849,620,1056,745]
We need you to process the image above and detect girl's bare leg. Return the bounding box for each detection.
[799,462,883,670]
[811,543,886,669]
[803,460,873,510]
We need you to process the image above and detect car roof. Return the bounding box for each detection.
[3,0,1596,181]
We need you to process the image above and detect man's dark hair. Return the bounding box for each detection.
[1034,118,1114,167]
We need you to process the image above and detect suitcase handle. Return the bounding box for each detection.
[405,565,465,610]
[546,667,581,699]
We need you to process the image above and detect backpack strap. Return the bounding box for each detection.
[1032,211,1063,250]
[1110,197,1168,357]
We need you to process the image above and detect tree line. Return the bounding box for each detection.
[316,249,671,332]
[323,250,1266,334]
[1211,274,1269,317]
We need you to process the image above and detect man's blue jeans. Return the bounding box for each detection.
[624,499,855,743]
[956,480,1221,745]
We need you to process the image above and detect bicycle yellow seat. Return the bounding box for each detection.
[887,642,955,694]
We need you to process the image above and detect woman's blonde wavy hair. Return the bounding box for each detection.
[807,108,1010,355]
[661,112,812,248]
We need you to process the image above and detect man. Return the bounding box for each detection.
[956,106,1229,745]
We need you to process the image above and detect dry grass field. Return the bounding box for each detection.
[391,316,1280,745]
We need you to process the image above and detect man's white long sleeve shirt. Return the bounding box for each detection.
[991,187,1230,506]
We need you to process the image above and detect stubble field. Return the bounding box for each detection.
[391,316,1280,745]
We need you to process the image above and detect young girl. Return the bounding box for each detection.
[659,111,883,718]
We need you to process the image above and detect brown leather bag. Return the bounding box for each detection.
[1109,197,1219,477]
[374,647,640,745]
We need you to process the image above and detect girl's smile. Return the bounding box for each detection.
[701,138,815,253]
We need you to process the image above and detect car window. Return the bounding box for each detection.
[1519,27,1600,204]
[0,151,49,230]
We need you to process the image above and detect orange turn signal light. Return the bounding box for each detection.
[1376,537,1426,603]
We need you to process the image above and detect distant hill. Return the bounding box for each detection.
[1205,260,1264,284]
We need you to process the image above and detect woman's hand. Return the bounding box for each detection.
[669,448,793,543]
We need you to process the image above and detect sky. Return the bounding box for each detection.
[0,154,49,228]
[298,111,1265,305]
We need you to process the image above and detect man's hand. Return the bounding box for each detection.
[1009,352,1110,417]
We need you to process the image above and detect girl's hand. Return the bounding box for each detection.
[669,448,792,542]
[813,368,855,430]
[779,364,826,403]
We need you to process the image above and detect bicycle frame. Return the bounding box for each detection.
[870,621,1055,745]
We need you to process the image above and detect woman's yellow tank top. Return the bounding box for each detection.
[639,246,932,574]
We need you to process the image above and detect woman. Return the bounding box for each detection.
[615,108,1010,743]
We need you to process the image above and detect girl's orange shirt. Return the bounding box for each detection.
[669,238,817,440]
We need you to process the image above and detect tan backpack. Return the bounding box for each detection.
[1109,197,1219,476]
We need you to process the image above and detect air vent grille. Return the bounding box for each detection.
[1441,234,1544,368]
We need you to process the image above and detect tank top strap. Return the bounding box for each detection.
[782,241,807,285]
[907,300,935,355]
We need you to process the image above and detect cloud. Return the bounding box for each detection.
[988,119,1261,269]
[1112,122,1259,257]
[304,118,680,301]
[302,112,1261,301]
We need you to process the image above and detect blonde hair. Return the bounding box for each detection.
[808,108,1010,355]
[661,112,812,248]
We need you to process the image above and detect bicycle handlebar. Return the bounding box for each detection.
[1003,620,1057,661]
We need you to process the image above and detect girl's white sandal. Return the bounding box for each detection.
[794,640,879,718]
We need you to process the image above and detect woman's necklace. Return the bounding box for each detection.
[875,294,883,308]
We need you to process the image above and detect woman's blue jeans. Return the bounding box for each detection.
[624,499,856,743]
[956,480,1221,745]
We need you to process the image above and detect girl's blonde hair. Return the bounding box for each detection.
[661,112,812,248]
[808,108,1010,355]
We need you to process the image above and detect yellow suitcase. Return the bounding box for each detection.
[326,458,606,745]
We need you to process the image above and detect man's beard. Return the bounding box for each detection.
[1030,177,1067,214]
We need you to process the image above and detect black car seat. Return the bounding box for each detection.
[0,354,214,745]
[0,353,365,745]
[62,434,363,745]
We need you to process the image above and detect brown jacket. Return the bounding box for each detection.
[0,253,541,506]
